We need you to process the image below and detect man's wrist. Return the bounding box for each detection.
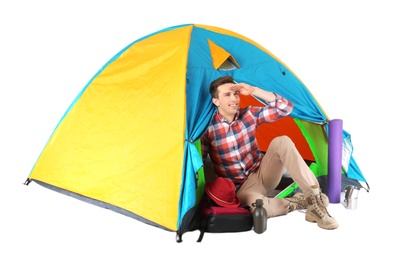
[273,92,277,100]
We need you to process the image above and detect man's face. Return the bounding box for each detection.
[212,83,240,118]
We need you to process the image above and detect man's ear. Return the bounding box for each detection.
[212,98,219,107]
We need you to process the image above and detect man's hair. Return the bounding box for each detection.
[209,75,235,98]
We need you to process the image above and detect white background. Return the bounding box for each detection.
[1,0,396,259]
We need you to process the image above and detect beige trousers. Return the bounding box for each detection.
[236,135,319,217]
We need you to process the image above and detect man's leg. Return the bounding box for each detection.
[260,135,318,192]
[259,135,339,229]
[237,171,290,218]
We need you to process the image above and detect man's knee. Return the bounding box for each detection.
[271,135,294,147]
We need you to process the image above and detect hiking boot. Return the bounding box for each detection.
[286,192,308,212]
[305,185,339,230]
[286,192,329,213]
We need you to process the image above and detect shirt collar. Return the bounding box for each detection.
[216,110,240,124]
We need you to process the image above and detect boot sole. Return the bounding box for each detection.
[306,214,339,230]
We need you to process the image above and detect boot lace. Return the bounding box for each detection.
[313,192,333,217]
[286,193,307,213]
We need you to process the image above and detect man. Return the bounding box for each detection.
[201,75,338,230]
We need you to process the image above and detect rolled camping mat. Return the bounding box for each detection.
[327,119,343,203]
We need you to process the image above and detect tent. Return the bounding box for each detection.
[25,24,368,241]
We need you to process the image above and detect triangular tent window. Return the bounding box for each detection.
[207,39,240,70]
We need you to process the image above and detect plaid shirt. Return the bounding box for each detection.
[201,93,293,187]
